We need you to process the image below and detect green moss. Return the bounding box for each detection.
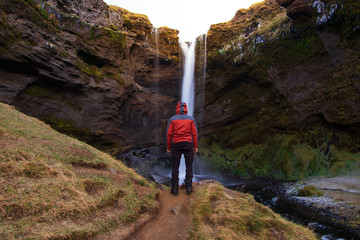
[200,127,360,180]
[85,26,127,57]
[105,72,125,86]
[122,17,132,29]
[76,58,103,81]
[257,10,291,40]
[0,9,23,51]
[11,0,60,33]
[59,49,69,58]
[43,115,95,143]
[297,185,324,197]
[102,28,126,53]
[87,26,98,41]
[251,31,325,70]
[333,0,360,37]
[22,85,52,99]
[22,85,82,111]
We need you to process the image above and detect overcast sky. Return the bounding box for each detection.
[103,0,263,41]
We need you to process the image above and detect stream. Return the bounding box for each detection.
[117,145,356,240]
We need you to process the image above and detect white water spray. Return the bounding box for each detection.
[176,41,196,184]
[181,42,196,116]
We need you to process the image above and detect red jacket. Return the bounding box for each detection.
[166,102,198,150]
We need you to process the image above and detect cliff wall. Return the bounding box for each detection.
[0,0,182,151]
[195,0,360,179]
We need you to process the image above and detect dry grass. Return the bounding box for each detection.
[108,5,151,25]
[0,103,159,239]
[188,181,317,240]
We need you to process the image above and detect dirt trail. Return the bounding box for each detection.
[130,184,193,240]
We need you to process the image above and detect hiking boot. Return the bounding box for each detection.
[170,178,179,196]
[185,178,193,195]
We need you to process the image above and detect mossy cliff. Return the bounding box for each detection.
[195,0,360,179]
[0,0,181,152]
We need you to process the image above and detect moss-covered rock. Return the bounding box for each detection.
[199,125,360,180]
[296,185,324,197]
[195,0,360,180]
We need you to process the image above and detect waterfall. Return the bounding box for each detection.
[154,28,160,78]
[203,35,207,85]
[154,28,160,145]
[177,41,196,184]
[196,34,207,131]
[180,42,196,116]
[193,34,210,176]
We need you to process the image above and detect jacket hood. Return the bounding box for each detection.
[176,102,188,115]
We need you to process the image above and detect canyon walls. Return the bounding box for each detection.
[0,0,359,179]
[194,0,360,179]
[0,0,182,151]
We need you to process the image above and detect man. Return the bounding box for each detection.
[166,102,198,196]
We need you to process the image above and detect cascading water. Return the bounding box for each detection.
[177,41,196,184]
[181,42,196,116]
[147,36,230,185]
[153,28,160,145]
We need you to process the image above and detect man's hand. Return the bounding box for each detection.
[194,147,198,153]
[167,149,171,153]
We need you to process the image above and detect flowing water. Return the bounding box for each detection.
[181,41,196,116]
[153,28,161,145]
[195,34,207,137]
[177,41,196,184]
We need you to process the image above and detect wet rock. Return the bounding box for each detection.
[116,145,172,181]
[279,177,360,239]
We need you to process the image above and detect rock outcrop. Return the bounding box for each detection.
[0,0,182,151]
[194,0,360,179]
[196,0,360,146]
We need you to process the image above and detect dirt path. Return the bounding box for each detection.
[130,185,192,240]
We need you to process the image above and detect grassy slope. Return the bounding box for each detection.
[0,103,159,239]
[189,181,316,240]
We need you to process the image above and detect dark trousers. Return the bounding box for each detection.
[171,141,194,180]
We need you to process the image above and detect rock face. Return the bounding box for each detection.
[193,0,360,180]
[0,0,182,151]
[195,0,360,148]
